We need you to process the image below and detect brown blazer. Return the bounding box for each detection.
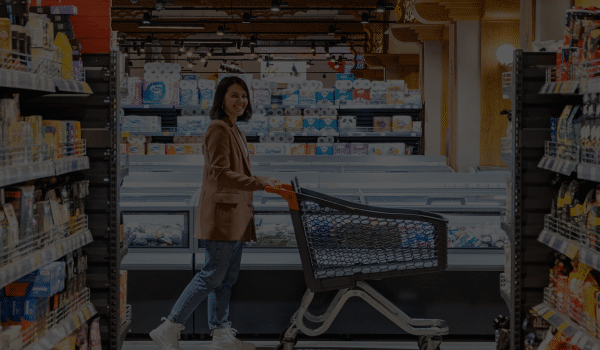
[195,118,268,242]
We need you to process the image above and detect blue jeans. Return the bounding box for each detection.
[168,240,244,329]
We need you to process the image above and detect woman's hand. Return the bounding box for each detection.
[264,177,282,188]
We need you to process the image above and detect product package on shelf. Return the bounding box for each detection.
[352,79,371,104]
[351,143,369,156]
[4,186,34,240]
[121,77,143,106]
[198,79,216,105]
[386,80,406,105]
[5,261,66,298]
[334,80,353,105]
[177,116,209,133]
[285,115,303,132]
[42,120,65,160]
[24,116,43,161]
[250,114,268,133]
[302,116,321,133]
[373,116,392,132]
[281,88,299,106]
[165,143,202,155]
[370,81,388,105]
[315,89,335,106]
[179,80,199,105]
[393,115,413,132]
[143,63,181,105]
[338,115,356,131]
[298,80,321,105]
[253,143,289,155]
[54,32,73,80]
[290,143,307,155]
[121,115,161,133]
[251,79,271,106]
[316,143,333,155]
[4,121,32,165]
[127,135,146,155]
[333,143,352,156]
[268,115,285,132]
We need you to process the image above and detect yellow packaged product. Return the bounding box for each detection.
[54,32,73,80]
[290,143,307,155]
[568,262,593,324]
[25,116,43,162]
[583,280,599,335]
[43,120,64,159]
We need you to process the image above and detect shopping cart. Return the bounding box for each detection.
[265,178,450,350]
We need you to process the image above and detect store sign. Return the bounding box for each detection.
[260,61,306,83]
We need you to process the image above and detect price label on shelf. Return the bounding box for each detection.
[543,310,556,319]
[57,244,63,257]
[557,322,570,333]
[552,238,564,251]
[561,82,571,94]
[565,243,578,259]
[122,132,129,138]
[35,254,42,268]
[554,82,563,94]
[581,79,588,93]
[83,308,91,319]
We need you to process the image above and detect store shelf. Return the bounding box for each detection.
[0,68,55,92]
[0,229,93,288]
[55,156,90,176]
[538,155,578,175]
[121,103,423,111]
[531,302,600,350]
[338,103,422,110]
[122,130,422,138]
[0,156,89,187]
[119,319,132,349]
[537,229,579,259]
[54,78,93,94]
[23,302,97,350]
[500,273,511,308]
[501,222,512,235]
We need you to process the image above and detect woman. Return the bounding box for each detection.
[150,76,280,350]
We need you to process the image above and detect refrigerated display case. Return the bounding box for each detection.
[119,155,509,336]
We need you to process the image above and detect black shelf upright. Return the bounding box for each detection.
[507,50,583,350]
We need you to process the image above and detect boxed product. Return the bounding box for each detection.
[254,143,289,155]
[2,204,19,248]
[34,201,53,234]
[333,143,352,156]
[320,116,337,133]
[4,186,35,240]
[334,80,353,105]
[386,143,406,156]
[351,143,369,156]
[121,77,143,106]
[247,143,256,155]
[370,90,386,105]
[165,144,203,155]
[316,143,334,156]
[392,115,413,132]
[373,117,393,132]
[121,115,161,132]
[315,89,335,106]
[6,261,66,297]
[290,143,307,155]
[302,117,321,133]
[305,143,317,155]
[177,116,208,133]
[146,143,165,155]
[199,89,215,104]
[268,116,286,132]
[285,115,303,132]
[54,32,73,80]
[250,115,269,132]
[127,144,145,155]
[338,115,357,131]
[179,80,199,105]
[336,73,354,81]
[143,81,179,105]
[413,121,423,133]
[281,89,299,105]
[299,90,316,105]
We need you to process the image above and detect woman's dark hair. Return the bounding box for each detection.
[210,76,253,122]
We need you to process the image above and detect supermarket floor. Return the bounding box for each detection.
[121,340,496,350]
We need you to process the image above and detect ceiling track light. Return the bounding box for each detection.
[208,48,214,57]
[217,25,224,35]
[328,25,336,36]
[146,35,153,44]
[340,36,347,44]
[250,35,257,46]
[242,12,251,24]
[155,0,165,11]
[236,41,241,52]
[376,0,394,13]
[361,12,370,24]
[142,12,151,25]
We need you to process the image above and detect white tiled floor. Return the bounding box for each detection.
[122,340,496,350]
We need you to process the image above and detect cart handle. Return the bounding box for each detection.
[264,184,299,210]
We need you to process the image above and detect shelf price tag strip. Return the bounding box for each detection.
[537,229,580,260]
[534,302,600,348]
[0,229,93,288]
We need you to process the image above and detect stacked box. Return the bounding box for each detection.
[42,120,65,159]
[315,89,335,106]
[290,144,307,155]
[177,116,208,133]
[165,144,203,155]
[5,261,66,298]
[24,116,43,161]
[121,116,161,133]
[281,89,299,105]
[299,90,316,105]
[146,143,165,155]
[285,115,303,132]
[316,143,334,155]
[4,186,35,240]
[392,115,413,132]
[302,117,321,133]
[320,116,337,133]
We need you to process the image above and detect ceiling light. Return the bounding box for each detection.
[217,25,224,35]
[208,48,214,56]
[155,0,165,11]
[146,35,153,43]
[250,35,257,45]
[179,41,184,52]
[187,61,194,68]
[242,12,251,23]
[257,55,263,62]
[123,51,129,58]
[271,0,280,11]
[311,41,315,52]
[376,0,394,13]
[200,56,206,63]
[236,42,241,52]
[142,12,151,25]
[186,50,192,57]
[361,12,370,24]
[330,56,335,62]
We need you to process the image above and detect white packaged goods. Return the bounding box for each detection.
[251,80,271,105]
[333,143,352,155]
[146,143,165,155]
[373,116,392,132]
[166,143,203,155]
[315,89,335,105]
[121,77,143,106]
[179,80,199,105]
[253,107,267,116]
[122,116,161,132]
[351,143,369,156]
[304,108,321,116]
[413,121,422,133]
[143,63,182,105]
[251,115,269,132]
[269,116,285,132]
[290,143,307,155]
[285,115,303,132]
[320,116,337,132]
[254,143,289,155]
[281,89,299,105]
[302,116,321,133]
[338,115,356,131]
[299,90,316,105]
[284,107,302,116]
[268,108,285,116]
[393,115,413,132]
[177,116,209,133]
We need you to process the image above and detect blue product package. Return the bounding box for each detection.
[143,82,167,104]
[336,73,354,81]
[316,144,334,155]
[303,117,322,132]
[550,118,558,142]
[199,89,215,104]
[181,75,197,81]
[315,89,335,106]
[180,89,198,105]
[334,89,353,104]
[11,261,65,297]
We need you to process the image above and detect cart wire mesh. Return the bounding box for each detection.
[275,180,448,291]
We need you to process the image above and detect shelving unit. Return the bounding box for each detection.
[504,50,585,349]
[0,56,102,348]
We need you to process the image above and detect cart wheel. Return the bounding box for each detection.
[418,335,442,350]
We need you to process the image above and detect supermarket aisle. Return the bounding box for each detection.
[121,340,496,350]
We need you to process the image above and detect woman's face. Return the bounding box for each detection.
[223,83,248,119]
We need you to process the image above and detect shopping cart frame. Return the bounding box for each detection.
[266,178,450,350]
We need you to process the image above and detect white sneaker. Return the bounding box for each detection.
[210,323,255,350]
[149,317,185,350]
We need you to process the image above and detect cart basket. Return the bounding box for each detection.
[266,178,448,293]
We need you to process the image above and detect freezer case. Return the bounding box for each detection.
[120,166,202,334]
